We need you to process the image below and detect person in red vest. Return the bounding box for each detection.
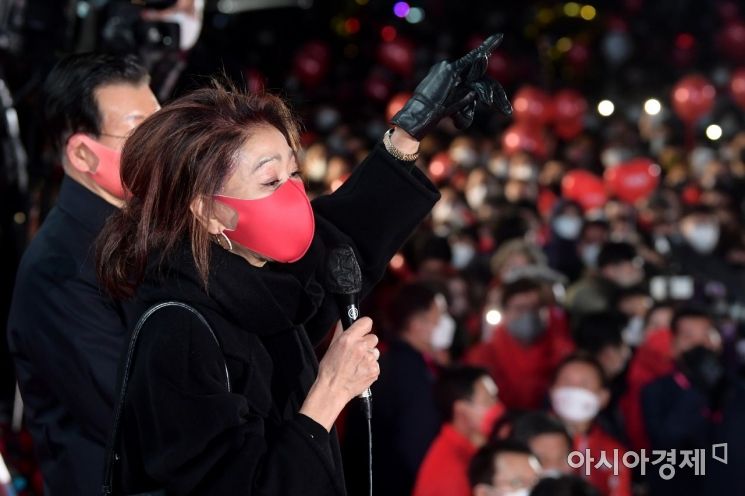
[465,277,574,409]
[413,366,505,496]
[550,353,632,496]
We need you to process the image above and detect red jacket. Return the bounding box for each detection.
[573,425,632,496]
[465,307,574,409]
[619,328,674,450]
[413,424,476,496]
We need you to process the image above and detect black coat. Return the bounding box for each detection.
[7,177,138,496]
[641,371,745,496]
[118,144,440,495]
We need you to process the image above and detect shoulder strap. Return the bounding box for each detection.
[102,301,230,496]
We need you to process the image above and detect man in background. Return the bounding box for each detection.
[7,53,159,495]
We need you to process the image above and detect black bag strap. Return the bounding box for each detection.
[102,301,231,496]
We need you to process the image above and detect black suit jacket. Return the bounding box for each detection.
[7,177,136,495]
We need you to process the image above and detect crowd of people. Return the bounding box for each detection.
[315,86,745,495]
[2,2,745,496]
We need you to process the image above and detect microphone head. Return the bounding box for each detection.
[326,245,363,295]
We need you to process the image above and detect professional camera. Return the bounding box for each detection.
[100,0,181,54]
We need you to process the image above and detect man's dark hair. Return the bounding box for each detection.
[670,305,713,337]
[597,241,637,269]
[552,351,607,388]
[574,312,625,355]
[508,411,572,450]
[530,475,601,496]
[387,282,439,334]
[501,277,542,308]
[468,439,534,488]
[434,365,490,423]
[43,52,149,156]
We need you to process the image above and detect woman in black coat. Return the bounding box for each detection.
[96,36,510,495]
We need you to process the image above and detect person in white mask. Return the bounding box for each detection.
[680,206,720,255]
[468,439,541,496]
[549,353,632,496]
[670,205,745,302]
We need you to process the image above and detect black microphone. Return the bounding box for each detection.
[326,245,372,419]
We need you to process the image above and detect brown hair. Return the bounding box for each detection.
[96,81,301,299]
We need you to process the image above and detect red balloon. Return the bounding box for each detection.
[386,92,411,122]
[730,67,745,109]
[293,41,330,87]
[604,158,661,204]
[719,21,745,63]
[561,170,607,211]
[501,123,547,158]
[554,118,584,140]
[554,89,588,123]
[671,75,716,123]
[378,39,414,76]
[512,86,553,125]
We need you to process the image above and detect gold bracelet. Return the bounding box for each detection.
[383,128,420,162]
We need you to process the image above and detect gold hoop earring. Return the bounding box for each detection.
[217,231,233,252]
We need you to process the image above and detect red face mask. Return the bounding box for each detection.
[76,135,127,199]
[214,178,315,263]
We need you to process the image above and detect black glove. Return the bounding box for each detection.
[678,346,727,406]
[391,34,512,141]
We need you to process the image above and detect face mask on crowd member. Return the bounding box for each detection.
[64,72,160,204]
[616,287,653,347]
[576,219,610,269]
[437,368,503,448]
[552,204,584,241]
[550,353,610,433]
[597,241,644,288]
[670,307,725,398]
[507,412,574,477]
[680,207,720,255]
[469,440,541,496]
[430,294,457,350]
[501,278,549,346]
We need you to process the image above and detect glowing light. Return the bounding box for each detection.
[580,5,596,20]
[644,98,662,115]
[706,124,723,141]
[429,160,445,177]
[393,2,410,18]
[556,37,573,53]
[485,309,502,326]
[597,99,615,116]
[390,253,405,270]
[345,18,360,34]
[676,33,695,49]
[381,25,397,42]
[536,8,554,24]
[564,2,581,17]
[405,7,424,23]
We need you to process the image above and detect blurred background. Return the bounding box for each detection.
[2,0,745,494]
